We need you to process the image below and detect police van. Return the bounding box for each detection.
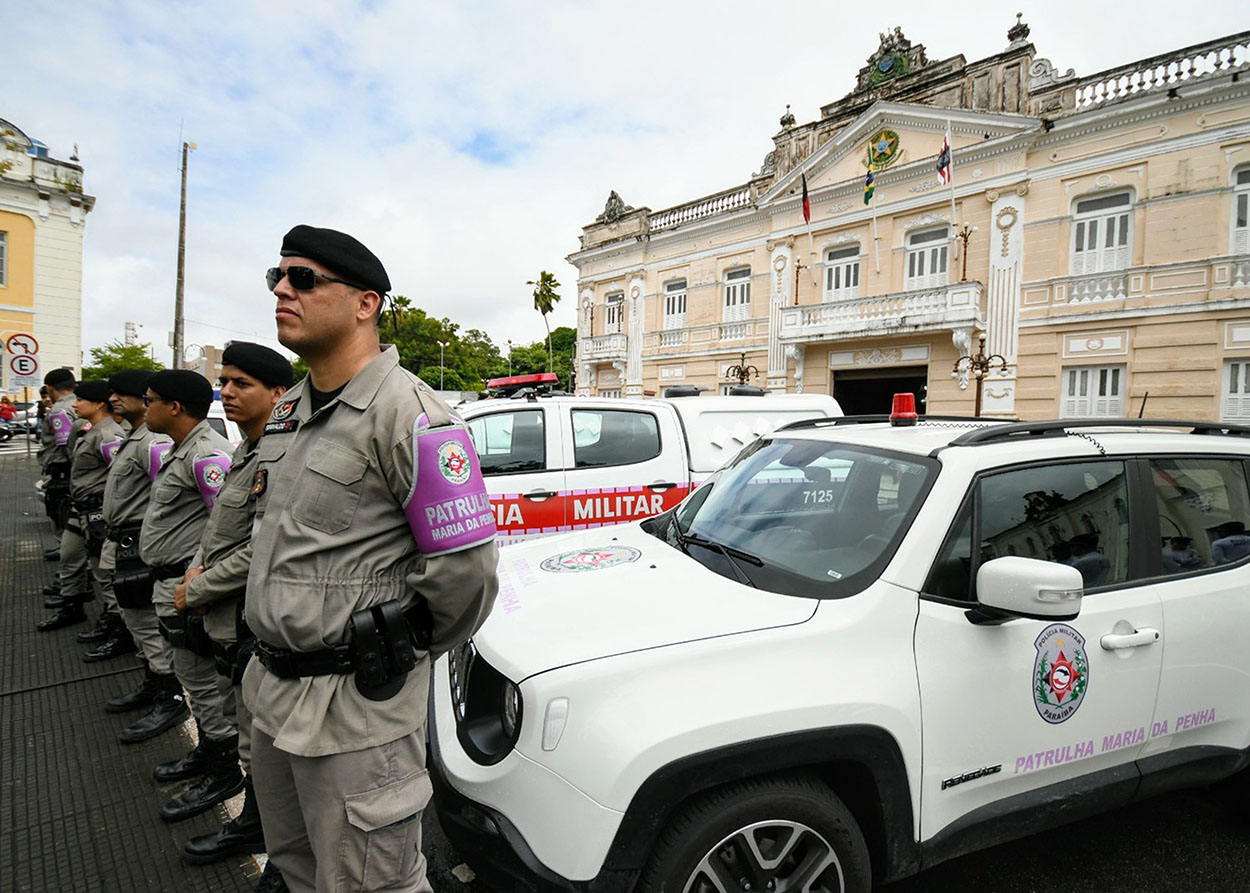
[458,390,842,543]
[431,403,1250,891]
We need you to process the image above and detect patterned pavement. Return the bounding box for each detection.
[0,452,257,892]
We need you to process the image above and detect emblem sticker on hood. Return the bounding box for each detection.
[541,546,642,573]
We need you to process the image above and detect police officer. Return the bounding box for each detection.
[39,369,89,589]
[101,371,185,741]
[173,342,292,870]
[37,374,97,630]
[139,369,245,821]
[244,225,498,892]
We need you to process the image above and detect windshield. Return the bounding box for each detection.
[656,437,936,597]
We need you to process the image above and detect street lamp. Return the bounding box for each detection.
[951,335,1009,418]
[436,340,447,390]
[507,339,513,377]
[725,352,762,386]
[955,223,977,282]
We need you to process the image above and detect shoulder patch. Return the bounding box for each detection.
[194,450,233,511]
[272,399,298,421]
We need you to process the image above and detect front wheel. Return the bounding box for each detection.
[637,775,871,893]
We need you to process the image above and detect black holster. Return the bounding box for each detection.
[212,600,252,684]
[45,468,71,525]
[348,600,425,702]
[80,496,107,558]
[112,524,154,608]
[161,614,214,659]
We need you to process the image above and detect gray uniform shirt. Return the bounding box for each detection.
[242,346,499,757]
[140,420,232,567]
[39,394,78,471]
[70,416,127,502]
[102,424,171,528]
[186,437,260,641]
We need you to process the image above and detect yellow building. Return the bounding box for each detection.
[0,117,95,386]
[569,22,1250,422]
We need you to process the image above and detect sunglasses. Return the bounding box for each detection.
[142,395,168,406]
[266,266,367,293]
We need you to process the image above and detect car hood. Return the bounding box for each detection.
[474,523,817,682]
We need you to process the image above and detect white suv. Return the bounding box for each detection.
[429,414,1250,891]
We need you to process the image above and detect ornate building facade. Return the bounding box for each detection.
[568,22,1250,421]
[0,117,95,382]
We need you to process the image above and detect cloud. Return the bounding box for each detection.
[5,0,1247,367]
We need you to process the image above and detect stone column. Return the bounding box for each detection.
[625,275,645,397]
[981,185,1026,416]
[767,241,793,390]
[576,288,594,396]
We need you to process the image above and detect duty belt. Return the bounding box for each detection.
[254,639,355,678]
[150,561,191,581]
[107,522,143,544]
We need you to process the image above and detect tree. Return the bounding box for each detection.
[527,270,562,372]
[81,341,163,379]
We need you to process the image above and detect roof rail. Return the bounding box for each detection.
[776,414,1001,432]
[948,418,1250,446]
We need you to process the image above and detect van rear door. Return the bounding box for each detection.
[560,404,688,530]
[465,404,566,544]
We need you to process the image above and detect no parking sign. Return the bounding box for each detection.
[4,333,41,389]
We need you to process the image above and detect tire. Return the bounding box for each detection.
[637,775,871,893]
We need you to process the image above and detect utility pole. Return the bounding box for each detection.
[173,140,196,369]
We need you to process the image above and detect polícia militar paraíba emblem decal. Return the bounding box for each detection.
[1033,623,1090,724]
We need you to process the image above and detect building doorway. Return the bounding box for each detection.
[832,365,928,416]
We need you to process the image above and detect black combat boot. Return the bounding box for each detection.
[105,665,161,713]
[160,734,245,822]
[77,610,116,643]
[83,618,138,662]
[154,734,212,783]
[255,862,288,893]
[118,674,188,743]
[182,776,267,864]
[43,592,68,609]
[37,599,87,631]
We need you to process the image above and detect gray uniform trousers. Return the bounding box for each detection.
[208,616,251,773]
[155,579,235,741]
[57,527,91,598]
[105,542,174,674]
[250,726,433,893]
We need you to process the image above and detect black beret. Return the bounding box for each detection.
[280,224,390,295]
[45,367,76,388]
[222,341,294,389]
[74,380,111,403]
[108,369,153,398]
[148,370,213,407]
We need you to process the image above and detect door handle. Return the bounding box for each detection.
[647,481,678,491]
[523,490,557,501]
[1099,627,1161,651]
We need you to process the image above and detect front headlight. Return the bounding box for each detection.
[449,643,523,765]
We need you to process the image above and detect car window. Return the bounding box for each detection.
[1150,457,1250,574]
[572,409,661,468]
[206,418,227,438]
[927,460,1130,600]
[467,409,545,474]
[667,438,934,597]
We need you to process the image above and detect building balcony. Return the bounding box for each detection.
[1020,255,1250,316]
[580,333,628,364]
[642,318,768,355]
[778,281,984,344]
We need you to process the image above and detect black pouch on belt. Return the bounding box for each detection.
[113,527,154,607]
[348,601,420,702]
[83,508,107,558]
[183,614,215,659]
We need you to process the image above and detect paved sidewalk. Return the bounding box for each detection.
[0,453,257,892]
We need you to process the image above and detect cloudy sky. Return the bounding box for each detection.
[6,0,1246,366]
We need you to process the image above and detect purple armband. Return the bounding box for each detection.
[49,411,72,446]
[101,438,122,466]
[148,442,172,483]
[194,451,233,511]
[405,425,497,555]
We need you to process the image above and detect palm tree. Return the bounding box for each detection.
[527,270,562,372]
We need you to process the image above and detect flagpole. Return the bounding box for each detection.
[868,148,881,275]
[946,120,958,259]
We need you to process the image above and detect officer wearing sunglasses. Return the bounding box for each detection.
[244,225,499,893]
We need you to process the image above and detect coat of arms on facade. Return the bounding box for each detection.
[858,27,929,91]
[1033,623,1090,724]
[866,129,902,169]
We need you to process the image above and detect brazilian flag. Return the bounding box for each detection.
[864,160,875,206]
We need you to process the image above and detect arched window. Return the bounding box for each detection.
[824,245,860,301]
[723,268,751,322]
[1071,191,1132,275]
[905,227,949,290]
[1233,166,1250,255]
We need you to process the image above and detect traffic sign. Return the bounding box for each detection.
[5,333,39,355]
[8,353,40,388]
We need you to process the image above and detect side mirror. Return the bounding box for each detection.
[973,556,1083,623]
